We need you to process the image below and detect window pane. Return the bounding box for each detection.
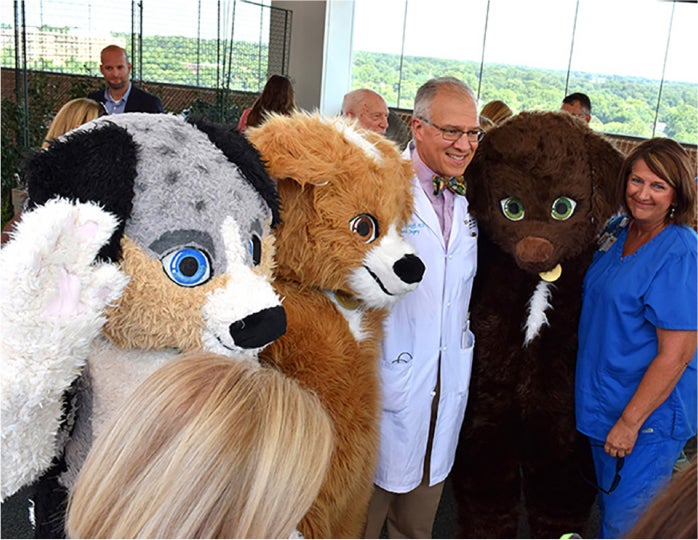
[400,0,487,108]
[350,0,695,143]
[479,0,577,113]
[352,0,407,107]
[658,1,697,144]
[568,0,669,138]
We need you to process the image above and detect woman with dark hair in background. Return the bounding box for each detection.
[238,74,296,132]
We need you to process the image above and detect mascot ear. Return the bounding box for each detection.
[585,133,624,231]
[247,112,336,189]
[188,115,281,227]
[25,122,138,262]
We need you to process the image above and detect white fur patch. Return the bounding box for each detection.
[348,223,422,309]
[201,217,282,359]
[329,116,383,164]
[327,292,369,342]
[0,200,128,500]
[87,337,175,441]
[523,280,554,347]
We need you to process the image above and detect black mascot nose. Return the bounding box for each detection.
[229,306,287,349]
[393,254,425,284]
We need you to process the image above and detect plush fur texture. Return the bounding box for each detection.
[1,114,285,536]
[451,112,623,538]
[249,112,425,538]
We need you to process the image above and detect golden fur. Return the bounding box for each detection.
[249,112,416,538]
[250,113,414,294]
[104,231,277,350]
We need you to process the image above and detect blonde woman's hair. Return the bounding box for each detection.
[66,352,334,539]
[480,99,513,127]
[43,98,103,149]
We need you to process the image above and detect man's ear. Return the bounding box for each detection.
[411,117,423,142]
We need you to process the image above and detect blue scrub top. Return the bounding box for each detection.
[576,218,697,443]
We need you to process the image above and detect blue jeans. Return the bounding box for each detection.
[589,437,686,538]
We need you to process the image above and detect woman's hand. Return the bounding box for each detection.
[606,328,696,458]
[604,416,639,457]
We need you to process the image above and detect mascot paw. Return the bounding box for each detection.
[0,198,129,500]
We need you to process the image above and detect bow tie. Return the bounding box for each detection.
[432,175,466,197]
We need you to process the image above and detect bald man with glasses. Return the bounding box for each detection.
[363,77,482,539]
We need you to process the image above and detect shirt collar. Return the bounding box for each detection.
[104,82,132,113]
[409,140,448,199]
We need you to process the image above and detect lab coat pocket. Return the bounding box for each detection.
[460,321,474,350]
[380,352,414,412]
[445,323,474,396]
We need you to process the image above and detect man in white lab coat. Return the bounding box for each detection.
[363,77,482,539]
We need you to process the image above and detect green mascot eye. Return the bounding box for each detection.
[551,197,577,220]
[500,197,525,221]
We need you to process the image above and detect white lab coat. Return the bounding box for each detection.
[373,145,477,493]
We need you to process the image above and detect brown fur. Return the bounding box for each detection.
[451,112,623,538]
[249,113,416,538]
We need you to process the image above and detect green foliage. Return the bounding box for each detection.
[1,98,26,226]
[1,72,58,226]
[183,92,241,125]
[352,51,698,145]
[139,35,270,92]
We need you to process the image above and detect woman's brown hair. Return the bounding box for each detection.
[246,74,296,129]
[617,137,697,229]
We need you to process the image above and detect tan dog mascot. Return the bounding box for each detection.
[249,113,425,538]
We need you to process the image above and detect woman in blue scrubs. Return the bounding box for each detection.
[575,138,697,538]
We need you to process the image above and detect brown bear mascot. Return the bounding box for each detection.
[451,111,623,538]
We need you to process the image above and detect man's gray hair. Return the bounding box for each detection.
[413,77,476,120]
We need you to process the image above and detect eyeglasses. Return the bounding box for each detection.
[580,455,624,495]
[417,116,485,143]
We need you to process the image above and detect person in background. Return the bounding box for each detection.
[237,74,296,132]
[575,137,697,538]
[363,77,482,539]
[341,88,389,135]
[479,99,513,129]
[561,92,592,123]
[2,97,105,245]
[42,98,104,149]
[66,352,334,539]
[88,45,164,114]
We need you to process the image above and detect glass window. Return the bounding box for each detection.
[479,0,576,113]
[351,0,697,144]
[568,0,669,137]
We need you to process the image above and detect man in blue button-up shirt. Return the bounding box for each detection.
[88,45,164,114]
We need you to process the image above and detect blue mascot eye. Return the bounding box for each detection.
[161,247,211,287]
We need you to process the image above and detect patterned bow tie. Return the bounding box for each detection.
[432,175,466,196]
